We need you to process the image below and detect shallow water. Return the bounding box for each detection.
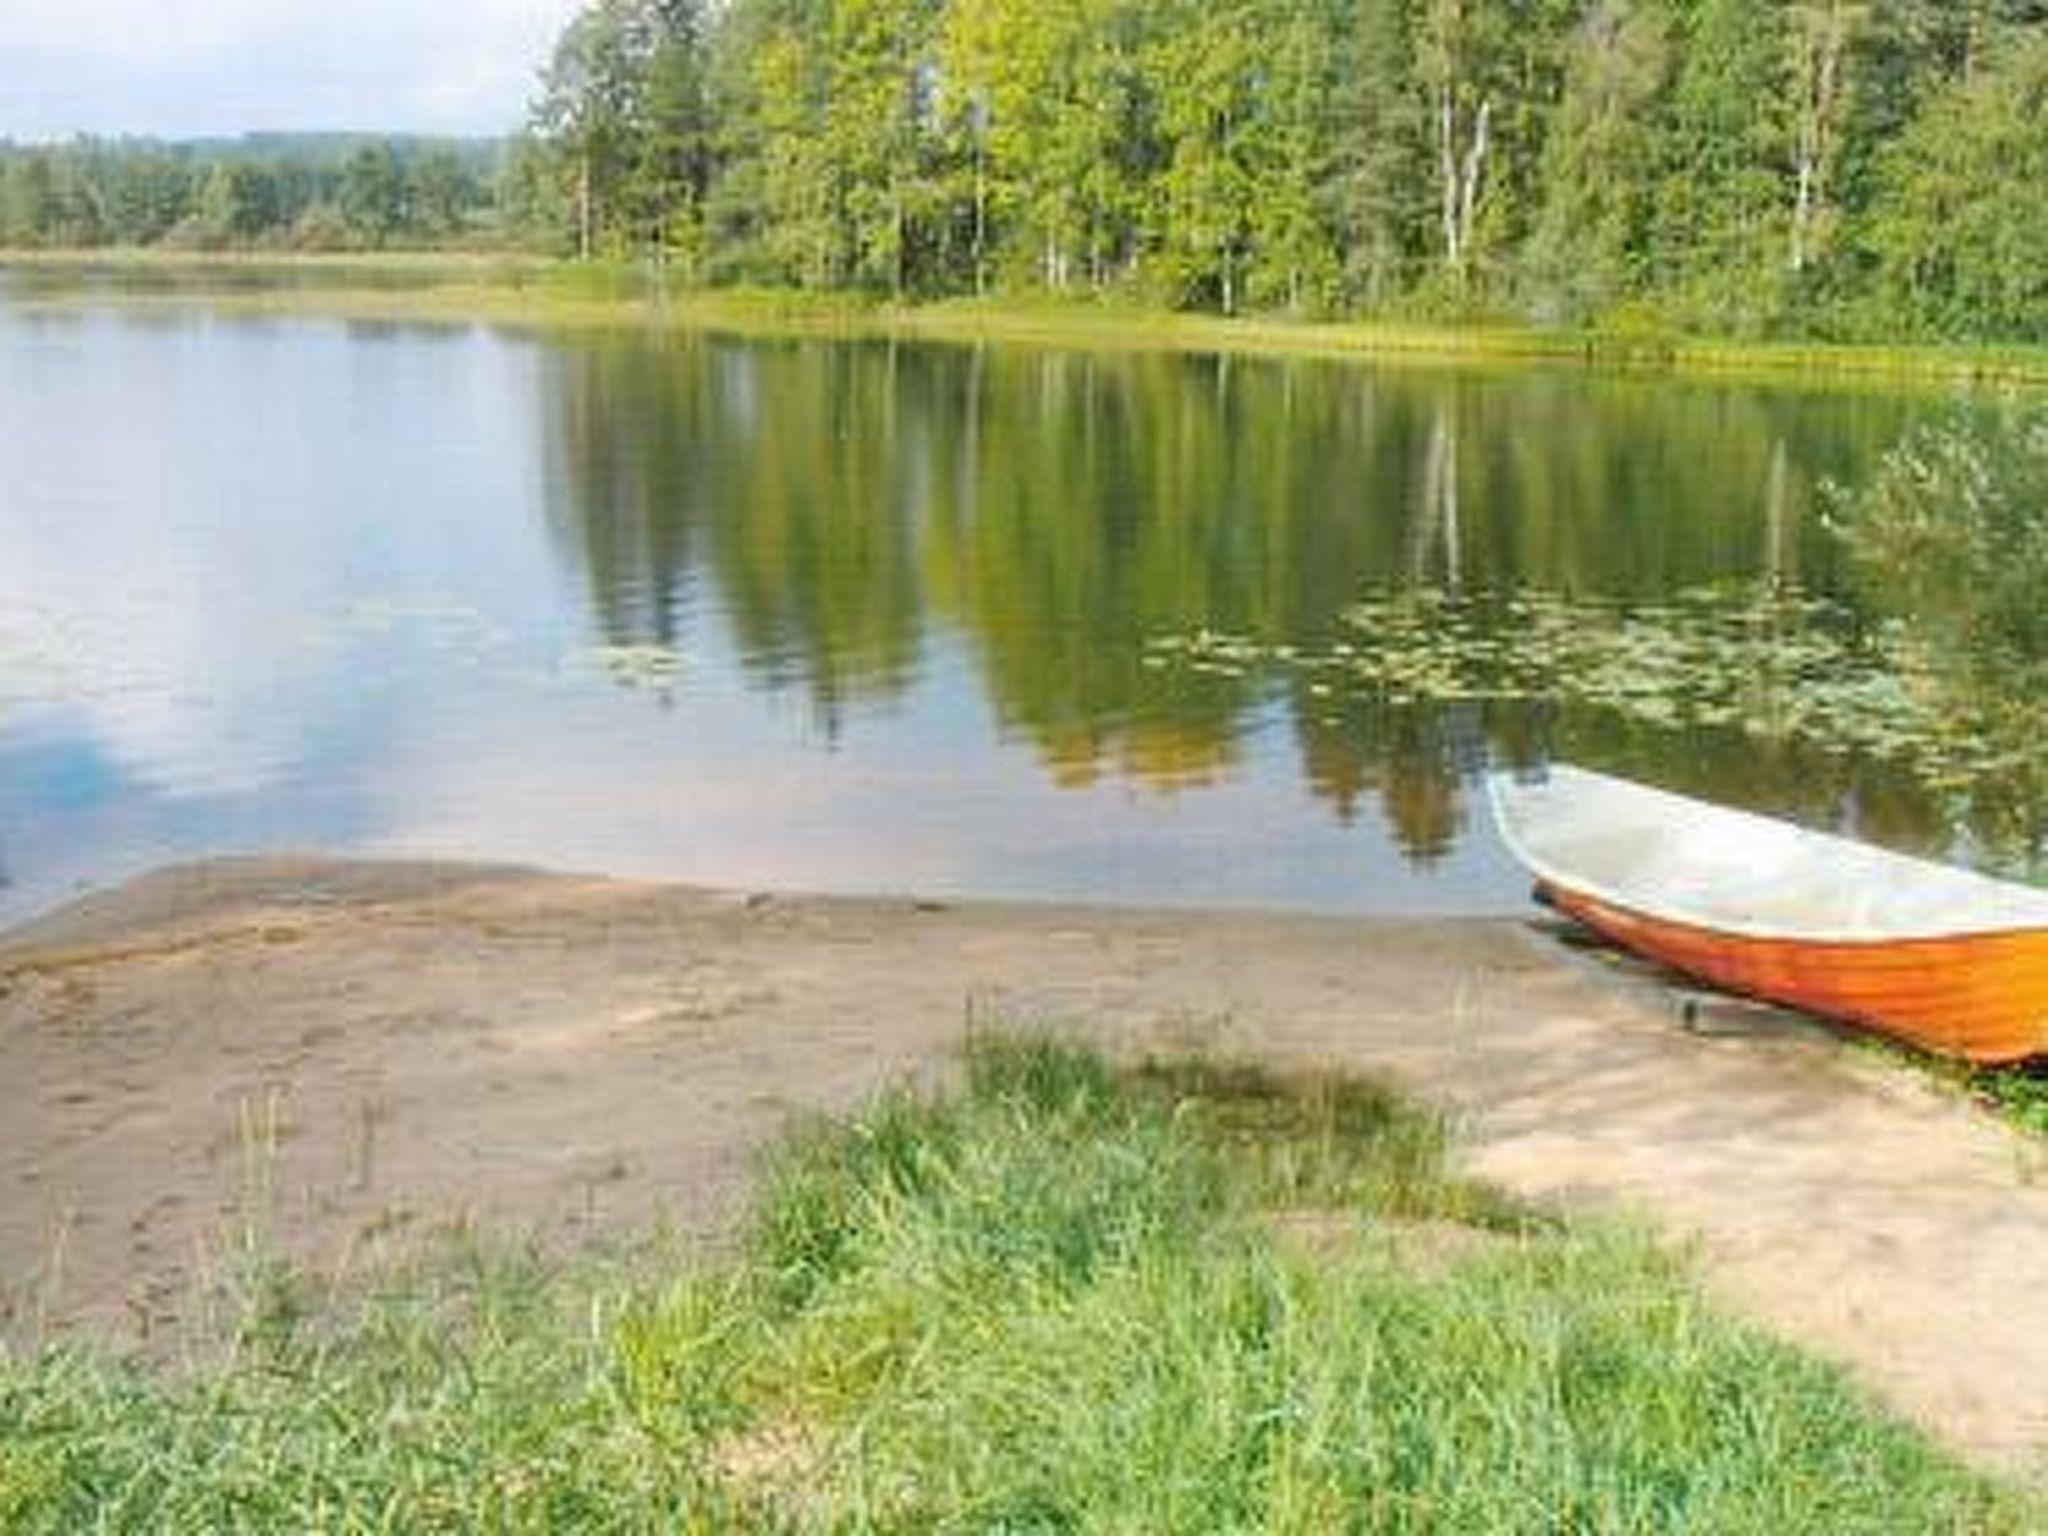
[0,293,1966,924]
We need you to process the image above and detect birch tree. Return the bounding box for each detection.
[1786,0,1868,273]
[1417,0,1508,291]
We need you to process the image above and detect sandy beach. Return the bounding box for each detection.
[5,855,2048,1473]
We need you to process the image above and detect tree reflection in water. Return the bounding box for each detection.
[540,330,1982,865]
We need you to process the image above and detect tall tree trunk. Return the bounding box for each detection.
[972,145,987,297]
[1458,99,1492,281]
[893,186,906,299]
[1437,92,1492,288]
[1790,151,1814,273]
[1790,2,1856,274]
[1438,91,1461,271]
[577,152,593,261]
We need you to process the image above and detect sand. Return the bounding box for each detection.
[5,856,2047,1473]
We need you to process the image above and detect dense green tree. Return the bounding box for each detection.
[339,146,404,246]
[407,149,474,240]
[533,0,656,257]
[12,0,2048,343]
[1654,0,1790,331]
[934,0,1000,291]
[1242,0,1345,313]
[746,12,839,284]
[105,152,193,244]
[1331,0,1426,307]
[496,134,574,250]
[1871,28,2048,339]
[636,0,716,268]
[493,0,2048,339]
[193,161,278,245]
[1527,0,1672,318]
[0,154,58,247]
[951,0,1151,293]
[826,0,943,294]
[1152,3,1260,312]
[0,136,499,252]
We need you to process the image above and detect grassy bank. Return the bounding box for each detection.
[1,1034,2028,1531]
[8,248,2048,388]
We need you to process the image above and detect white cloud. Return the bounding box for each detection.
[0,0,586,138]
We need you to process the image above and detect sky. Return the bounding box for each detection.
[0,0,588,141]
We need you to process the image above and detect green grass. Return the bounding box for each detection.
[0,1033,2030,1532]
[1964,1065,2048,1139]
[9,247,2048,389]
[1892,1050,2048,1141]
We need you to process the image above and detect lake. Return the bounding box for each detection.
[0,291,1986,926]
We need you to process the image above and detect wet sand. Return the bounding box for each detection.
[4,856,2047,1473]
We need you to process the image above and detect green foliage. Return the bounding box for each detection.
[1835,408,2048,864]
[1152,3,1262,312]
[1871,30,2048,340]
[532,0,662,258]
[0,1036,2028,1530]
[1842,410,2048,673]
[1967,1059,2048,1139]
[408,149,475,241]
[1653,0,1790,332]
[193,162,278,245]
[338,147,403,247]
[637,1,715,269]
[1528,0,1672,321]
[485,0,2048,339]
[0,155,59,247]
[14,2,2048,339]
[0,136,497,253]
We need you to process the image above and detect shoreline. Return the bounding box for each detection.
[9,854,2048,1470]
[7,248,2048,388]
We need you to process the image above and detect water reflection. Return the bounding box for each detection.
[539,331,1928,860]
[0,302,1979,923]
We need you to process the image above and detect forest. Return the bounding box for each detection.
[519,0,2048,340]
[0,135,499,252]
[6,1,2048,343]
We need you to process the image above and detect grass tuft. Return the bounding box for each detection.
[0,1033,2032,1531]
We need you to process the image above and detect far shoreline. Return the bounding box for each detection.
[7,246,2048,389]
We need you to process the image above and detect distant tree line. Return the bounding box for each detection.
[0,136,502,252]
[519,0,2048,341]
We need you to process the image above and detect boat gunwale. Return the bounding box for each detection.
[1486,769,2048,948]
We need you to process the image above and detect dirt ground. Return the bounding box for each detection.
[5,856,2048,1475]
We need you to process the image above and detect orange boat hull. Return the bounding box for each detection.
[1547,885,2048,1064]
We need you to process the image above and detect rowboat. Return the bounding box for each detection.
[1488,764,2048,1063]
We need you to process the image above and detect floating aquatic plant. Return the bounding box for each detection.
[577,642,688,690]
[1148,411,2048,876]
[1147,583,2039,829]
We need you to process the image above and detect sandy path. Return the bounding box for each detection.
[3,857,2046,1474]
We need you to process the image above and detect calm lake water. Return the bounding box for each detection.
[0,291,1965,926]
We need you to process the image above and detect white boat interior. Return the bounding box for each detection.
[1489,764,2048,943]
